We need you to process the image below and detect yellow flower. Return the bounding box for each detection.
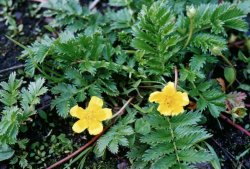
[70,96,112,135]
[149,82,189,116]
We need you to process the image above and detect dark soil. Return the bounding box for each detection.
[0,0,45,78]
[207,115,250,169]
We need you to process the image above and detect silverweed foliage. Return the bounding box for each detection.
[128,110,212,169]
[22,33,137,117]
[21,0,248,118]
[94,109,136,157]
[0,72,47,161]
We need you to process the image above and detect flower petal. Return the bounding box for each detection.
[88,96,103,108]
[157,104,172,116]
[95,108,112,121]
[181,92,189,106]
[72,120,88,133]
[88,121,103,135]
[171,106,184,116]
[149,91,165,103]
[70,105,87,119]
[162,82,175,95]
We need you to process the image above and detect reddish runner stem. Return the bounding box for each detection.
[47,129,106,169]
[220,114,250,137]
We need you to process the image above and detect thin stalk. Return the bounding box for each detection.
[167,117,181,169]
[141,81,165,86]
[0,64,24,74]
[220,54,234,67]
[184,18,194,48]
[174,66,178,89]
[46,128,108,169]
[179,25,211,43]
[124,50,136,54]
[36,65,62,82]
[220,114,250,137]
[89,0,100,10]
[111,97,133,119]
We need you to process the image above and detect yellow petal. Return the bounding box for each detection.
[157,104,172,116]
[72,120,88,133]
[149,91,165,103]
[162,82,175,95]
[181,92,189,106]
[172,106,184,116]
[70,105,87,119]
[175,92,189,106]
[88,96,103,108]
[88,121,103,135]
[95,108,112,121]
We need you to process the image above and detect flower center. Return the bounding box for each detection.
[164,97,172,105]
[86,110,96,120]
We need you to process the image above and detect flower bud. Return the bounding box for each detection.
[186,5,196,18]
[210,46,222,55]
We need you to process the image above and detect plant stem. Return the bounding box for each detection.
[0,64,24,74]
[174,66,178,89]
[124,50,136,54]
[220,54,234,67]
[184,18,194,48]
[46,128,108,169]
[167,117,181,169]
[220,114,250,137]
[111,97,133,119]
[89,0,100,10]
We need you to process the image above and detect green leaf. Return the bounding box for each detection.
[0,144,14,161]
[142,143,174,161]
[0,72,22,106]
[191,33,227,54]
[224,67,236,86]
[189,55,207,71]
[151,155,176,169]
[135,119,151,135]
[38,110,48,121]
[238,84,250,92]
[106,9,132,30]
[94,112,135,157]
[0,107,20,144]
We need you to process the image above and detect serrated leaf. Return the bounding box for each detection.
[135,119,151,135]
[189,55,206,71]
[151,155,176,169]
[108,139,119,154]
